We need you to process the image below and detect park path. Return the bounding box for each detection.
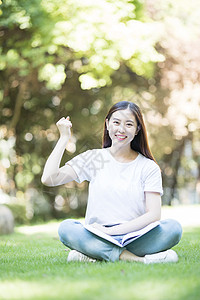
[161,205,200,228]
[16,205,200,237]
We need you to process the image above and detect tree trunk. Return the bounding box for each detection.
[9,82,26,130]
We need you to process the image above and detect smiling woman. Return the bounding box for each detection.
[105,110,138,154]
[103,101,153,162]
[41,101,182,264]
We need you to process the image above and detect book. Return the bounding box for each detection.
[84,221,160,247]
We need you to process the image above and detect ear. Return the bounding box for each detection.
[135,124,141,135]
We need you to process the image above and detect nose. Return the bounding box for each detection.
[118,124,125,133]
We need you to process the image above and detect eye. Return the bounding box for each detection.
[126,123,134,127]
[113,121,119,125]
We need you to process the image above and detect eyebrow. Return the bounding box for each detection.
[113,118,135,123]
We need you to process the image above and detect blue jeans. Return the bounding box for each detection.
[58,219,182,262]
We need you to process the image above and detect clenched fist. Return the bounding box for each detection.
[56,116,72,139]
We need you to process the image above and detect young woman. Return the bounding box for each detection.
[42,101,182,263]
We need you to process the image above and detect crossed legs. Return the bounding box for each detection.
[58,219,182,262]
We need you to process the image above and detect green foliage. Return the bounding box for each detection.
[0,0,163,89]
[6,204,28,225]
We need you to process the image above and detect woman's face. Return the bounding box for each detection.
[106,108,138,147]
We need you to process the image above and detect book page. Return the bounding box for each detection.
[84,225,123,247]
[121,221,160,243]
[84,221,160,247]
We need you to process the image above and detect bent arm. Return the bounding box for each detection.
[41,137,77,186]
[41,117,78,186]
[93,192,161,235]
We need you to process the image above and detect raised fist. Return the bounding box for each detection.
[56,116,72,139]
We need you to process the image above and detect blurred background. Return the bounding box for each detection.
[0,0,200,226]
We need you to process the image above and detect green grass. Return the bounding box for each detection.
[0,222,200,300]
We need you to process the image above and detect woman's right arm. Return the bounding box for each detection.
[41,116,78,186]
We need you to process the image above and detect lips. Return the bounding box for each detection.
[115,134,127,141]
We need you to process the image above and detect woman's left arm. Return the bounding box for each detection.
[92,192,161,235]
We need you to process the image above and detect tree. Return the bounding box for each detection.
[0,0,164,221]
[145,0,200,204]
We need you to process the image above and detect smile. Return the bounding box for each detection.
[115,135,127,141]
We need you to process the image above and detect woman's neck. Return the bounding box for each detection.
[108,145,138,162]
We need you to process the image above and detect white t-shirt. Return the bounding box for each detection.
[67,148,163,225]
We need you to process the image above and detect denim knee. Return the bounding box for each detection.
[173,219,182,243]
[57,219,123,262]
[165,218,182,245]
[58,219,79,242]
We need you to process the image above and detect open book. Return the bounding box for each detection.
[84,221,160,248]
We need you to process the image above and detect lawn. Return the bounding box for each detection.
[0,209,200,300]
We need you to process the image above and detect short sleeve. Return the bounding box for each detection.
[142,161,163,196]
[66,149,107,183]
[66,150,93,183]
